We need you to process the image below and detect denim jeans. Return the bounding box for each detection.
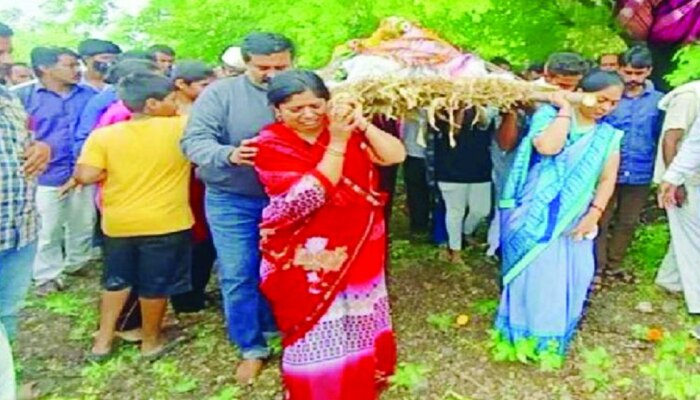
[205,188,277,359]
[0,243,37,340]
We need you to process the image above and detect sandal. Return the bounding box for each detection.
[86,337,120,363]
[86,346,116,363]
[141,336,186,362]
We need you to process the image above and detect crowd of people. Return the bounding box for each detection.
[1,17,700,400]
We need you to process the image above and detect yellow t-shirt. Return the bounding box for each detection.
[78,116,194,237]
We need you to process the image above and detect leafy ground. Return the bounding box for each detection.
[14,199,700,400]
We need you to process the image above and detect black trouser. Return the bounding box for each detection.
[403,156,431,233]
[115,238,217,330]
[171,238,217,313]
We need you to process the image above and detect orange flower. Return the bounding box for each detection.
[647,328,664,342]
[456,315,470,327]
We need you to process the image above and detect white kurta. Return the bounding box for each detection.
[656,186,700,313]
[654,95,700,313]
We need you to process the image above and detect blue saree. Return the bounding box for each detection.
[495,105,622,354]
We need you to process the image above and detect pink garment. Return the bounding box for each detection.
[95,100,132,129]
[94,101,133,210]
[617,0,700,44]
[341,17,485,78]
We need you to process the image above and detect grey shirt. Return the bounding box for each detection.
[181,75,274,197]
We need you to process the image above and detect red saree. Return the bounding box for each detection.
[255,122,396,400]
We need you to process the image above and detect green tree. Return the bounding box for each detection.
[10,0,626,69]
[8,0,116,62]
[667,44,700,87]
[118,0,625,68]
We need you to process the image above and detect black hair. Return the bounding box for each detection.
[620,45,653,69]
[117,72,174,113]
[527,62,545,73]
[267,69,329,107]
[30,46,79,77]
[491,56,511,68]
[148,44,176,58]
[241,32,294,62]
[118,50,152,61]
[577,69,625,92]
[546,52,589,76]
[0,22,13,38]
[173,60,215,84]
[77,39,122,57]
[104,58,160,85]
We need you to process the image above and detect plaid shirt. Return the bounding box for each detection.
[0,86,38,252]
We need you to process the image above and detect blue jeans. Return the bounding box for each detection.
[205,189,277,359]
[0,243,37,340]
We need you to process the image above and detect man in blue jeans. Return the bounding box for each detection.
[0,22,52,399]
[597,45,664,281]
[181,32,293,385]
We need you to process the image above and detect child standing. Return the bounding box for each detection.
[75,72,193,359]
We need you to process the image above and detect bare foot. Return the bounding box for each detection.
[141,337,166,355]
[448,249,463,264]
[438,248,452,262]
[236,359,264,385]
[91,334,114,356]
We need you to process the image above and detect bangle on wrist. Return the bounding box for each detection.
[326,146,346,157]
[590,203,604,214]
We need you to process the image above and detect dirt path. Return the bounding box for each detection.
[15,215,696,400]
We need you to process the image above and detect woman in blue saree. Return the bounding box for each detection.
[496,70,625,355]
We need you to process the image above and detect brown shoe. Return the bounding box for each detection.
[236,359,264,385]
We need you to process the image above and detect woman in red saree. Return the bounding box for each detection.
[254,70,406,399]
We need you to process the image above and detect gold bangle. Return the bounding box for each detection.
[326,146,346,157]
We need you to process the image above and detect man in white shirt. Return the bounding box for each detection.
[655,80,700,319]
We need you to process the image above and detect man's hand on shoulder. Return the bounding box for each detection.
[229,138,259,166]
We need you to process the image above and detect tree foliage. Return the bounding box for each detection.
[667,44,700,87]
[116,0,625,68]
[6,0,116,62]
[10,0,626,70]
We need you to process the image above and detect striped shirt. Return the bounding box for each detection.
[0,86,38,252]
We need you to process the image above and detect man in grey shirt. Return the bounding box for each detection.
[181,32,293,384]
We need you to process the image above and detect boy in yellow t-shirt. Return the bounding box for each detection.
[75,72,193,360]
